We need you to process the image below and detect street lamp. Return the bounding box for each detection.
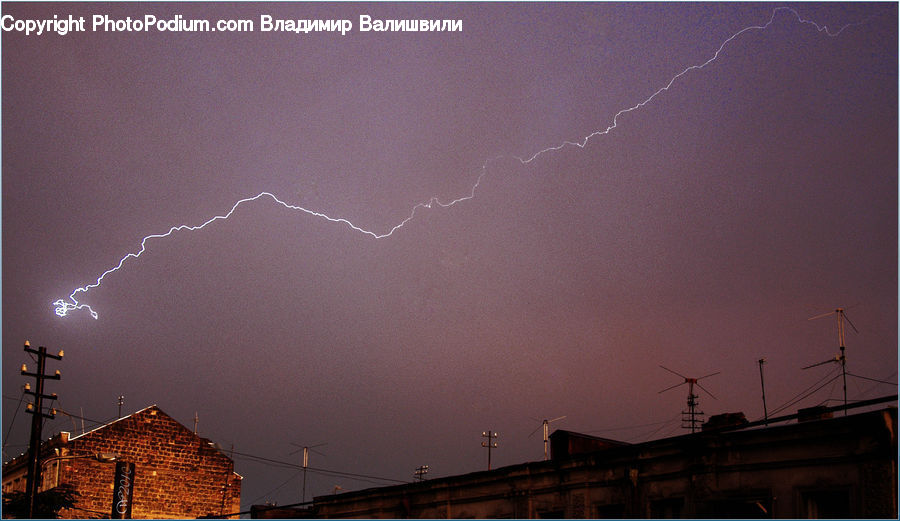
[42,452,120,489]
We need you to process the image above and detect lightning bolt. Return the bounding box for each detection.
[52,7,865,319]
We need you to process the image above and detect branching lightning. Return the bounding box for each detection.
[52,7,864,319]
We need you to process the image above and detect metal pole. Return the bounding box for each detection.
[687,380,697,433]
[542,420,549,461]
[837,310,848,415]
[758,358,768,425]
[302,447,308,503]
[841,347,848,415]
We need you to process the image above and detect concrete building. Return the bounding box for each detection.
[3,405,241,519]
[253,405,896,519]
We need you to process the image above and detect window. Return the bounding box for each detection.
[801,489,851,518]
[650,498,684,518]
[537,509,565,518]
[594,503,626,518]
[698,497,773,518]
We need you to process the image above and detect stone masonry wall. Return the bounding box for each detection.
[55,406,240,519]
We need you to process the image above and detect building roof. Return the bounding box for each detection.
[3,404,237,472]
[67,403,160,441]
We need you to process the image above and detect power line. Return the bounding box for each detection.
[3,389,26,452]
[587,416,680,434]
[248,470,303,505]
[54,408,117,430]
[769,371,843,417]
[229,449,408,485]
[765,364,841,418]
[625,415,683,443]
[846,373,897,386]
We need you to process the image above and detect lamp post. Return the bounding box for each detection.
[42,452,119,489]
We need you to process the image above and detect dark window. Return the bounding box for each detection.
[801,489,851,519]
[594,503,626,518]
[698,497,773,518]
[650,498,684,518]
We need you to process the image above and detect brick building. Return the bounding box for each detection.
[3,405,241,519]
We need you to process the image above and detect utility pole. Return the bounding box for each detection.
[21,341,63,519]
[118,395,125,418]
[481,430,498,470]
[758,358,768,425]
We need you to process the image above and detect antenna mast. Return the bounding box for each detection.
[529,416,566,461]
[758,358,768,425]
[658,366,720,433]
[806,308,858,415]
[290,442,327,503]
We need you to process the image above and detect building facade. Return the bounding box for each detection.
[3,405,241,519]
[255,406,896,519]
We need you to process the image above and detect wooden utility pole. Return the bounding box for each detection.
[21,341,63,518]
[481,430,498,470]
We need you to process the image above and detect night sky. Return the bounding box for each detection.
[3,2,897,512]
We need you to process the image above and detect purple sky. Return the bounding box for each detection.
[3,2,897,511]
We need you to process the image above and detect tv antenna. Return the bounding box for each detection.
[529,416,566,461]
[758,358,768,425]
[804,308,858,415]
[658,365,720,433]
[289,442,327,503]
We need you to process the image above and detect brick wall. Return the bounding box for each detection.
[53,405,240,519]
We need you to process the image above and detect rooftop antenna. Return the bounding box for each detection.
[289,442,326,503]
[805,308,858,415]
[529,416,566,461]
[758,359,768,425]
[658,365,720,433]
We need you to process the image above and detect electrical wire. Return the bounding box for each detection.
[40,395,59,432]
[587,417,681,434]
[229,449,409,485]
[247,470,303,505]
[54,408,117,432]
[768,371,843,417]
[766,364,841,417]
[817,373,842,406]
[846,373,898,387]
[625,414,682,443]
[3,389,26,452]
[855,371,898,400]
